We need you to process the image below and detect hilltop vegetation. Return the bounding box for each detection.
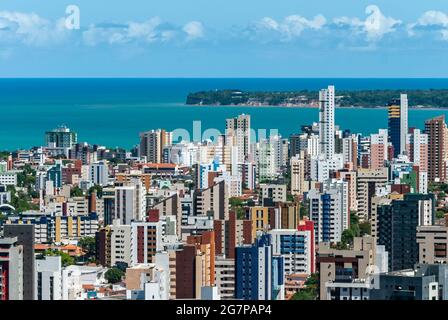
[186,89,448,108]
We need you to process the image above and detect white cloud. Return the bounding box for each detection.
[82,18,204,46]
[127,17,163,42]
[4,7,448,52]
[183,21,204,41]
[334,5,401,41]
[249,14,326,42]
[0,11,69,46]
[83,18,164,46]
[416,10,448,27]
[408,11,448,40]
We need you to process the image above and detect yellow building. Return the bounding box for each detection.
[249,206,269,240]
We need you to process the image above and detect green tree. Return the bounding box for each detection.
[44,249,75,267]
[300,203,309,218]
[71,186,84,197]
[78,237,96,257]
[105,267,124,284]
[9,190,39,213]
[291,273,318,300]
[186,182,196,191]
[437,210,446,219]
[282,169,292,189]
[89,185,103,198]
[188,88,448,109]
[359,222,371,236]
[291,289,315,300]
[17,164,36,189]
[340,229,355,248]
[235,207,246,220]
[108,158,123,165]
[229,197,246,219]
[336,212,371,248]
[0,151,10,160]
[27,186,39,198]
[229,197,244,208]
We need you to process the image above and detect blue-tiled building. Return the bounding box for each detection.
[47,162,62,188]
[235,233,284,300]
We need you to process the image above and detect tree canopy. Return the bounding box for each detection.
[105,267,124,284]
[78,236,96,259]
[44,249,75,267]
[337,212,371,249]
[291,273,318,300]
[70,186,84,197]
[187,89,448,108]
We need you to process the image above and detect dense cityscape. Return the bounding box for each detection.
[2,85,448,301]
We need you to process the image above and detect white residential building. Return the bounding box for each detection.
[308,188,344,243]
[255,140,277,181]
[35,256,62,300]
[226,114,251,163]
[0,171,17,186]
[310,155,344,182]
[115,178,146,224]
[130,221,164,266]
[270,228,314,275]
[319,85,335,159]
[110,219,132,267]
[89,161,109,186]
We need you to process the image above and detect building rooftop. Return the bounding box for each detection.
[0,236,18,245]
[386,269,416,277]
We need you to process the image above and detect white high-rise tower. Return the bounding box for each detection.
[319,85,335,159]
[226,114,251,163]
[399,93,408,156]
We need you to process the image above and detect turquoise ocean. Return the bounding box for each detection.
[2,78,448,150]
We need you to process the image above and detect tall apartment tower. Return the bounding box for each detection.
[130,221,163,265]
[425,115,447,183]
[376,194,434,271]
[45,125,77,149]
[388,94,408,158]
[407,128,429,172]
[114,179,146,224]
[318,85,335,160]
[235,234,285,300]
[139,129,172,163]
[308,183,347,244]
[370,129,388,169]
[226,114,251,163]
[3,224,35,300]
[270,220,315,276]
[0,237,23,300]
[35,256,62,300]
[356,168,388,220]
[193,180,229,220]
[406,128,429,194]
[214,211,252,259]
[186,231,216,298]
[290,153,307,196]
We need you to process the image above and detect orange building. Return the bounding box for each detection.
[115,171,151,192]
[186,231,215,298]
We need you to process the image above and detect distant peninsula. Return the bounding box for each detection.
[186,89,448,108]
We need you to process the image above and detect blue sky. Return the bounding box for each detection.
[2,0,448,77]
